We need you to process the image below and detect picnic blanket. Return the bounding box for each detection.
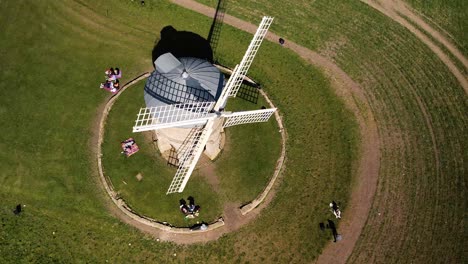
[121,138,139,157]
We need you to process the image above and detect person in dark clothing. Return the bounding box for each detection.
[187,196,195,212]
[278,38,285,46]
[13,204,22,215]
[113,79,120,91]
[330,200,342,219]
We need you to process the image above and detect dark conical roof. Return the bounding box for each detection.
[144,53,224,108]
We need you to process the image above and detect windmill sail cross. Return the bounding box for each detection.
[133,16,275,195]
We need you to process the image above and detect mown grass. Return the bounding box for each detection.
[101,79,281,226]
[195,0,467,262]
[215,94,283,203]
[102,81,221,227]
[1,0,358,263]
[404,0,468,56]
[398,12,468,76]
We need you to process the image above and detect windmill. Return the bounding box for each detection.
[133,16,275,194]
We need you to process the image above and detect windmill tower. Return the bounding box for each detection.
[133,17,275,194]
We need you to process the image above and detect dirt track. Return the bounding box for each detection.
[170,0,467,262]
[100,0,380,259]
[361,0,468,92]
[93,0,382,258]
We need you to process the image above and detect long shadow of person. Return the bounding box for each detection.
[187,196,195,205]
[327,219,339,242]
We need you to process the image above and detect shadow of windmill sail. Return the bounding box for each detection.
[236,82,260,104]
[208,0,228,63]
[167,127,205,167]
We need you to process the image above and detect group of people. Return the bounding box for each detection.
[100,67,122,93]
[319,201,343,242]
[179,196,200,219]
[121,138,139,157]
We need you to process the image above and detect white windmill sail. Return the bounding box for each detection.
[222,108,277,128]
[133,16,276,195]
[133,101,215,132]
[228,16,274,97]
[166,119,215,194]
[213,64,240,111]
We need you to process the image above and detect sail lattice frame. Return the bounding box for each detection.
[166,120,214,194]
[133,102,215,132]
[223,108,276,128]
[228,16,274,97]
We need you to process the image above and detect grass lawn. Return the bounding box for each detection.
[404,0,468,56]
[1,0,358,263]
[101,78,281,227]
[196,0,467,262]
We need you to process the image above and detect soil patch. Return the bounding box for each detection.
[197,155,220,192]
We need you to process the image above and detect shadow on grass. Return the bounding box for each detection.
[152,25,213,65]
[236,82,260,104]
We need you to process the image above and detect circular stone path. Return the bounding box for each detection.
[94,71,287,244]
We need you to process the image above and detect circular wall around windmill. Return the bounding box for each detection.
[144,52,225,161]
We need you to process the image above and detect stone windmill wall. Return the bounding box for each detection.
[154,117,225,162]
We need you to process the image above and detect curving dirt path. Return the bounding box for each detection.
[93,72,288,244]
[91,0,382,261]
[170,0,381,262]
[360,0,468,93]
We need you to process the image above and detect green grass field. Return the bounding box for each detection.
[101,79,281,227]
[2,0,465,262]
[405,0,467,56]
[1,0,358,262]
[197,0,467,263]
